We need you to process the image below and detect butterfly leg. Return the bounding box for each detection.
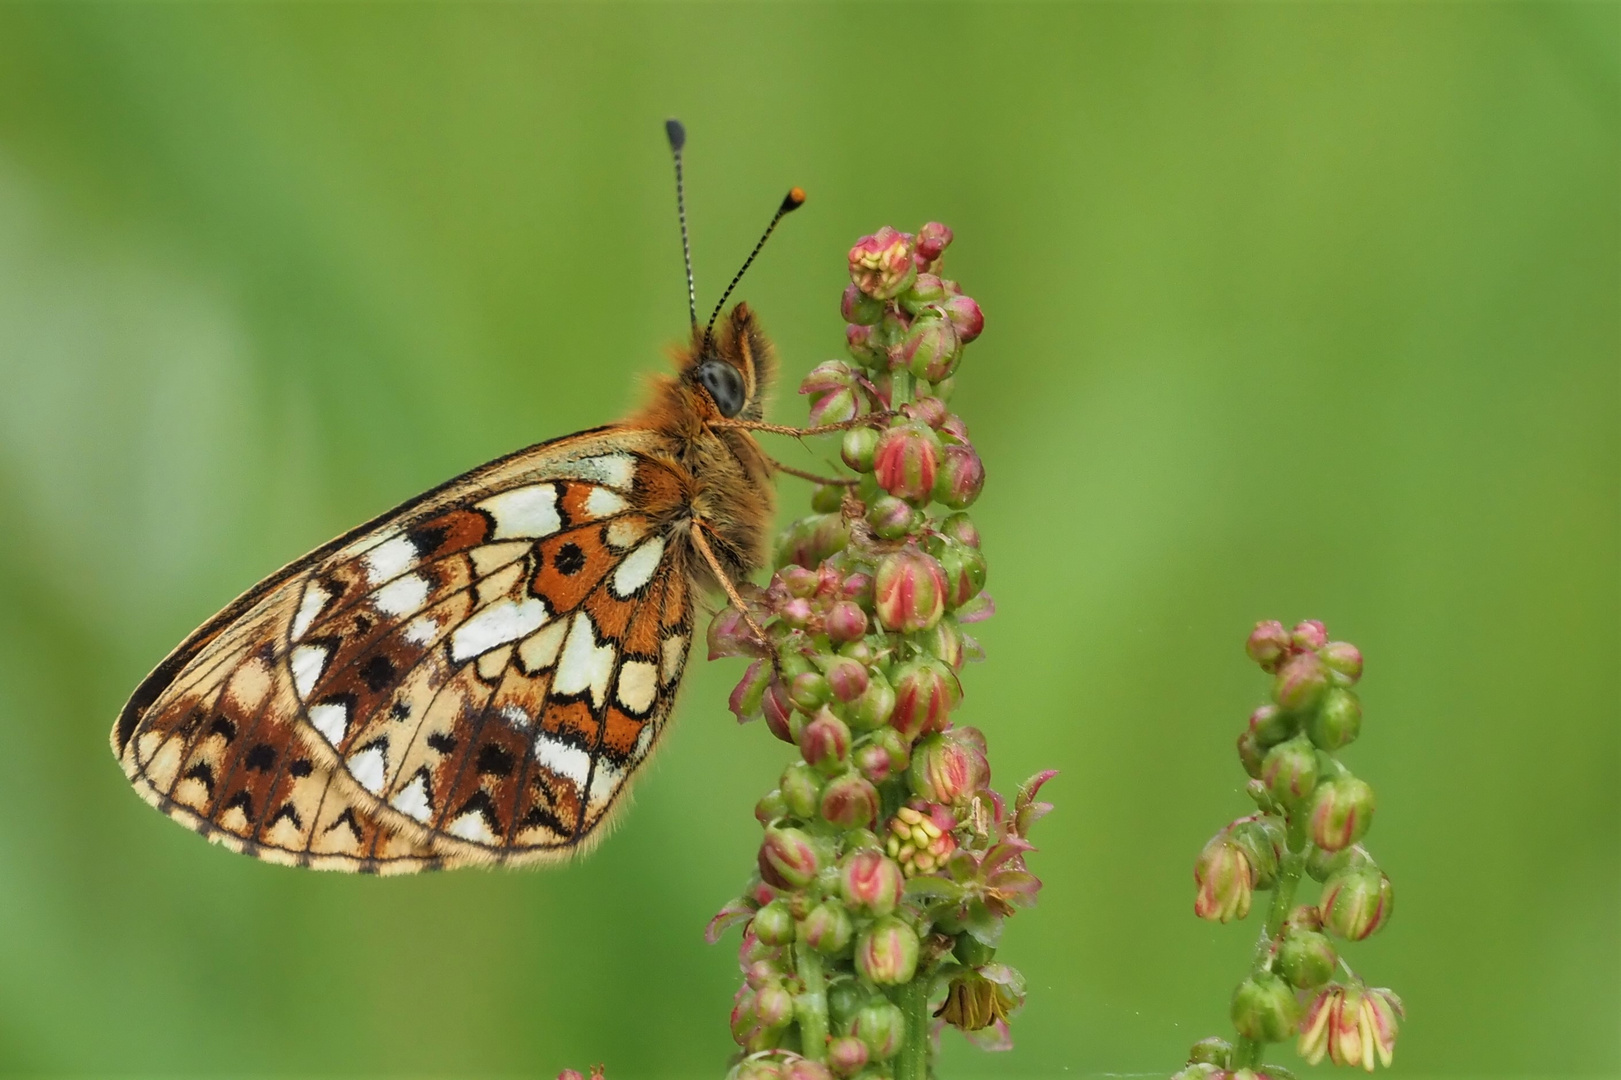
[767,458,858,486]
[688,519,771,648]
[712,411,896,439]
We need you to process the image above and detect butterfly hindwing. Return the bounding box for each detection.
[115,429,696,871]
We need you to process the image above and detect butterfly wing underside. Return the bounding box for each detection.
[114,428,698,872]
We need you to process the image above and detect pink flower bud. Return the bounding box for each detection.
[939,511,981,548]
[855,743,893,782]
[827,1035,870,1076]
[854,915,920,984]
[1293,619,1328,649]
[1320,867,1394,940]
[941,293,984,343]
[841,283,885,326]
[1274,652,1328,711]
[820,772,879,830]
[799,709,851,774]
[729,660,771,722]
[709,606,767,660]
[760,826,821,888]
[1237,728,1266,779]
[841,571,874,606]
[825,600,868,644]
[849,227,917,299]
[901,313,962,382]
[1229,973,1299,1042]
[874,548,947,632]
[780,597,814,630]
[888,657,960,739]
[933,443,985,509]
[846,322,882,367]
[780,565,819,597]
[905,395,949,429]
[762,679,795,744]
[871,422,942,502]
[808,386,858,426]
[1194,838,1254,923]
[782,1061,832,1080]
[840,425,880,472]
[822,656,869,703]
[754,983,795,1030]
[800,359,857,396]
[1246,620,1291,671]
[851,998,906,1060]
[904,273,948,310]
[775,513,850,570]
[800,899,854,954]
[866,494,920,539]
[839,849,904,915]
[915,221,953,265]
[1309,688,1362,751]
[1309,776,1376,851]
[909,731,990,804]
[1321,640,1364,684]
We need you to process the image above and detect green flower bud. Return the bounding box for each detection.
[1230,973,1300,1042]
[800,709,852,775]
[1228,816,1284,889]
[1188,1036,1234,1066]
[1308,776,1376,851]
[1261,737,1319,806]
[1307,842,1377,883]
[827,980,869,1026]
[851,998,906,1060]
[1308,688,1362,751]
[754,788,787,824]
[1320,640,1364,684]
[847,667,896,733]
[1278,927,1337,988]
[801,900,854,953]
[1248,703,1296,746]
[760,826,821,889]
[819,772,880,830]
[752,899,797,946]
[841,425,880,472]
[867,494,921,539]
[780,761,823,819]
[827,1035,869,1077]
[1320,867,1394,940]
[953,931,996,968]
[1237,728,1266,779]
[855,915,920,984]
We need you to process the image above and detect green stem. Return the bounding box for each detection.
[891,368,914,408]
[1235,817,1311,1068]
[892,977,932,1080]
[794,935,828,1062]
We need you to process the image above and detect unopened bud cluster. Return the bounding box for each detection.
[1176,621,1403,1079]
[709,225,1054,1078]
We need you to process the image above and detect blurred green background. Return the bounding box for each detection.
[0,3,1614,1077]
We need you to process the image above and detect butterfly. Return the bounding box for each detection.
[110,120,843,874]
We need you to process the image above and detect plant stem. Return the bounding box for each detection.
[794,936,829,1062]
[891,369,914,408]
[1235,819,1311,1068]
[893,977,932,1080]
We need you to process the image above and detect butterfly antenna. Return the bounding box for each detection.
[665,118,698,331]
[705,186,807,341]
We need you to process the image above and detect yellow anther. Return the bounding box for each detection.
[919,819,943,840]
[911,826,931,847]
[897,806,924,825]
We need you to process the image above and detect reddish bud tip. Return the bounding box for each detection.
[874,548,948,633]
[854,915,920,984]
[871,422,943,502]
[849,227,917,300]
[1246,620,1291,671]
[839,849,905,916]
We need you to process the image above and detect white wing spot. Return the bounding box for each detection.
[616,661,658,715]
[291,582,330,640]
[447,811,497,844]
[373,573,430,617]
[479,485,561,540]
[391,772,433,823]
[347,745,387,794]
[611,537,665,598]
[517,619,569,674]
[568,453,636,490]
[405,613,442,646]
[588,759,624,809]
[534,732,591,787]
[660,634,688,685]
[499,704,533,730]
[308,701,350,747]
[450,598,551,663]
[364,535,418,584]
[290,644,330,700]
[605,517,647,551]
[584,486,629,519]
[554,612,616,709]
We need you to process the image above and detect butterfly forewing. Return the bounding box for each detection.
[116,429,697,871]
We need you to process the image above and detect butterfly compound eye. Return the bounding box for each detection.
[697,359,746,418]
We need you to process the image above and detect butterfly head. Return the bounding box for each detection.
[689,301,772,421]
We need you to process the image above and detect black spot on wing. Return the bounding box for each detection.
[208,716,237,743]
[476,743,515,777]
[427,732,457,755]
[359,654,396,693]
[244,743,277,771]
[288,759,314,779]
